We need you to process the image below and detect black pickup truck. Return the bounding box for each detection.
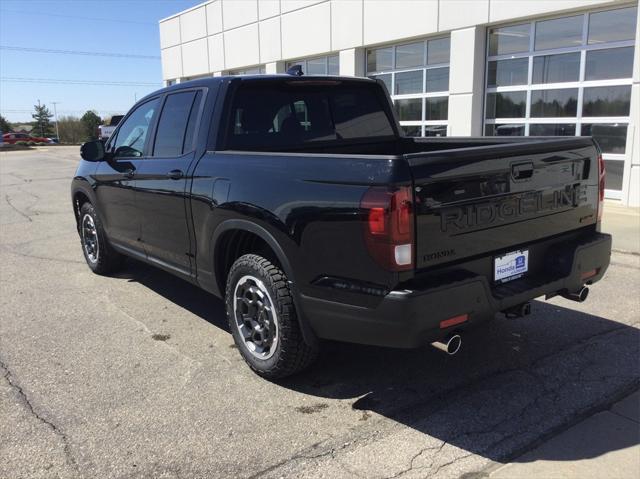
[72,74,611,378]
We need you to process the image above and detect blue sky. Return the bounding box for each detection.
[0,0,201,124]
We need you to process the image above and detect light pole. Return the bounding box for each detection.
[51,102,60,140]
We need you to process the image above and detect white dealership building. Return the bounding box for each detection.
[160,0,640,205]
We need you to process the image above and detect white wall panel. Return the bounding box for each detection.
[281,2,331,58]
[447,94,473,136]
[281,0,325,13]
[182,38,209,76]
[363,0,438,45]
[265,61,286,73]
[488,0,617,23]
[224,23,260,68]
[206,1,223,34]
[259,0,281,19]
[161,45,182,79]
[223,0,258,30]
[449,27,480,94]
[208,33,225,72]
[331,0,363,50]
[339,48,365,76]
[259,17,282,62]
[180,6,207,43]
[159,18,181,48]
[439,0,488,31]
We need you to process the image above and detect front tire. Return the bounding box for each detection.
[79,202,124,275]
[225,254,318,379]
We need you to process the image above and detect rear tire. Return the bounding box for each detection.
[225,254,318,379]
[79,202,124,275]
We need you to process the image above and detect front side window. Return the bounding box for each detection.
[111,98,160,158]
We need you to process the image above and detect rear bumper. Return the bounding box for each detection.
[300,232,611,348]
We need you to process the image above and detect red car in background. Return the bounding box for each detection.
[3,132,53,144]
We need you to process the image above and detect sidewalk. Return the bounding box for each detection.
[602,202,640,254]
[491,391,640,479]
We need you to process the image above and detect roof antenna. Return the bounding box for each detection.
[286,65,304,76]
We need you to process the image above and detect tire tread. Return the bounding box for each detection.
[225,254,318,378]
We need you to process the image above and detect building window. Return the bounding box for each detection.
[484,5,637,196]
[286,54,339,75]
[366,36,450,137]
[229,66,266,75]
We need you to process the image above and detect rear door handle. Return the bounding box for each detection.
[167,169,184,180]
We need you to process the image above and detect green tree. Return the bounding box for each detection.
[32,102,54,137]
[0,114,11,134]
[80,110,102,141]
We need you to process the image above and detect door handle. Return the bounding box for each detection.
[124,168,135,179]
[512,162,534,180]
[167,169,184,180]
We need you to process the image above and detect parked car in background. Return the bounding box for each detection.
[2,132,53,144]
[98,115,124,141]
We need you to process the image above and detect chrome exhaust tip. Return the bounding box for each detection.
[431,334,462,355]
[561,286,589,303]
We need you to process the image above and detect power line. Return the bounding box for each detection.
[0,8,156,26]
[1,77,161,87]
[0,45,160,60]
[0,108,129,115]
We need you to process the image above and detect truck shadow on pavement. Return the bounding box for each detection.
[123,259,639,465]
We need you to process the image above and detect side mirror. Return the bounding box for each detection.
[80,140,105,162]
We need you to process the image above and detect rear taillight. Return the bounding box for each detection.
[597,154,606,221]
[361,186,414,271]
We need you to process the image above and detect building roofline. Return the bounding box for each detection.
[159,0,210,23]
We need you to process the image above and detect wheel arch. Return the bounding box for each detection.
[71,184,96,232]
[212,219,318,347]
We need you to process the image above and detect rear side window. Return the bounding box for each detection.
[183,91,203,153]
[226,81,395,150]
[153,90,202,157]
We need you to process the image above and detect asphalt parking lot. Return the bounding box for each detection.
[1,145,638,479]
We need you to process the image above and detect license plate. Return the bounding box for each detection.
[494,249,529,283]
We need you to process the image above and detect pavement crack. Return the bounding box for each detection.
[386,441,447,479]
[4,193,33,222]
[0,355,81,476]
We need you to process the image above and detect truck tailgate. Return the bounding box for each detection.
[407,138,600,271]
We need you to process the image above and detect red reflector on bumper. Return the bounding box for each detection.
[581,269,598,280]
[440,314,469,329]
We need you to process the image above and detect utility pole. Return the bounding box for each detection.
[51,102,60,140]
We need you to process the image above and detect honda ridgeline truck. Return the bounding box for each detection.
[71,74,611,378]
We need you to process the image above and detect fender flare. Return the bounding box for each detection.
[71,181,98,231]
[211,219,319,348]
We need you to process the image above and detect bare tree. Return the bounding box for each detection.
[57,116,85,144]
